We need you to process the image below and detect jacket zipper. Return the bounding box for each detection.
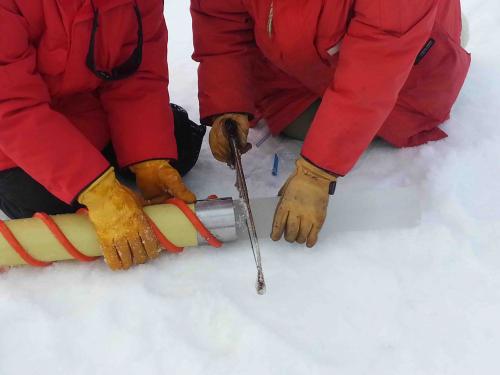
[267,0,274,38]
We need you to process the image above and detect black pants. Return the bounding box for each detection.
[0,104,205,219]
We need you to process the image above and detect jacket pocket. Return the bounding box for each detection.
[397,28,471,122]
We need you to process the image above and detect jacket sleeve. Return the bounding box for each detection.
[191,0,256,123]
[0,5,109,204]
[302,0,439,175]
[98,0,177,168]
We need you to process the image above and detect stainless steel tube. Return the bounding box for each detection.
[195,198,238,244]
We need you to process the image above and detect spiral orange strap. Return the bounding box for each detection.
[77,207,184,253]
[33,213,99,262]
[0,199,223,267]
[147,218,183,253]
[0,221,52,267]
[166,198,223,248]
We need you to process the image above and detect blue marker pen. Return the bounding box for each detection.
[272,153,279,176]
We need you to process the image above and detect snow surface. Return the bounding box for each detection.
[1,1,500,374]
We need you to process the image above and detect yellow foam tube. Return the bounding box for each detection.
[0,204,198,266]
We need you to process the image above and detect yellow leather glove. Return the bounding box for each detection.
[209,113,252,164]
[78,168,160,270]
[271,158,337,247]
[130,160,196,204]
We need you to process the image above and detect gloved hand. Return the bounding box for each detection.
[271,158,337,247]
[78,168,160,270]
[130,160,196,204]
[209,113,252,164]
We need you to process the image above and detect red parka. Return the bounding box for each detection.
[192,0,471,175]
[0,0,176,203]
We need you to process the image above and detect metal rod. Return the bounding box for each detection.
[225,120,267,295]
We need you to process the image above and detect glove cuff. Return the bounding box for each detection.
[129,160,171,174]
[77,167,116,206]
[297,158,338,182]
[202,112,253,127]
[213,113,250,129]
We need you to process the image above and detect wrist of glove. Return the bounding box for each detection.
[271,158,337,247]
[130,160,196,204]
[78,168,160,270]
[209,113,252,164]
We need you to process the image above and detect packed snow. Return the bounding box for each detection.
[1,1,500,374]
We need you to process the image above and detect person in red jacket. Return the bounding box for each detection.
[0,0,205,270]
[191,0,471,247]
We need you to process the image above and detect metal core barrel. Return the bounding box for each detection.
[195,198,238,244]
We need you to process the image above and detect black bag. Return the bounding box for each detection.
[170,103,206,176]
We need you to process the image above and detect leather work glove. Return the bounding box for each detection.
[209,113,252,164]
[78,168,161,270]
[130,160,196,204]
[271,158,337,247]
